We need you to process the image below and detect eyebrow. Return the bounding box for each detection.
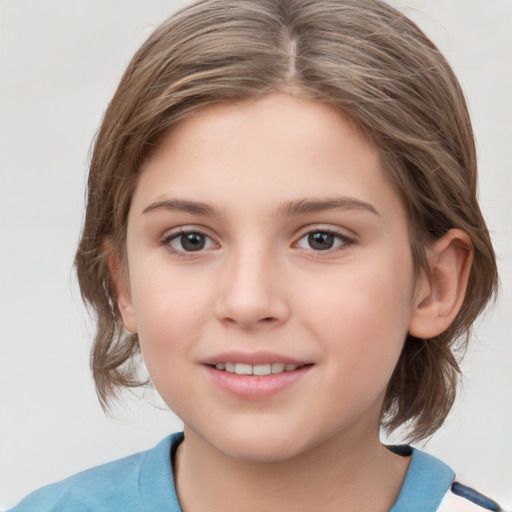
[142,199,218,216]
[142,196,380,217]
[277,197,380,217]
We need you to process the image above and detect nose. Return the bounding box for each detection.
[213,247,290,329]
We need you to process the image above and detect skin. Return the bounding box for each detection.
[115,94,472,512]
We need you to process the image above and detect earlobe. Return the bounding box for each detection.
[107,249,138,335]
[408,229,473,339]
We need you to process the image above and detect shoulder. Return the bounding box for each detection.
[6,434,182,512]
[389,446,505,512]
[6,450,152,512]
[437,482,504,512]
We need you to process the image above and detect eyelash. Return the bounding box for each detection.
[294,229,354,253]
[160,229,218,257]
[160,227,354,257]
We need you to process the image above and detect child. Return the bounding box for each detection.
[7,0,505,510]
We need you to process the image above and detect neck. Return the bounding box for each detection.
[174,426,410,512]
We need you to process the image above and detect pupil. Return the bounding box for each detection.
[308,232,334,250]
[181,233,205,251]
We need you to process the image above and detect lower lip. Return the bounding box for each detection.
[204,365,312,399]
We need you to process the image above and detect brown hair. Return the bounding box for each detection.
[75,0,498,442]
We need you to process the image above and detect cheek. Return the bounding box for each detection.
[299,253,414,379]
[133,289,205,412]
[129,266,213,373]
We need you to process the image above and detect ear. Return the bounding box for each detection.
[107,248,138,335]
[408,229,473,339]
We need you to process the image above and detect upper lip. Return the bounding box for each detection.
[201,350,311,366]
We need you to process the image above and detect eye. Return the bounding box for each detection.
[163,230,217,253]
[296,230,352,251]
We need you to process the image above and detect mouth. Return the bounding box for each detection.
[203,356,313,399]
[208,362,309,375]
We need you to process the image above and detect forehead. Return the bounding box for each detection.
[134,94,405,222]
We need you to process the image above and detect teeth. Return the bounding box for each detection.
[253,364,271,376]
[271,363,285,373]
[214,362,302,375]
[235,363,252,375]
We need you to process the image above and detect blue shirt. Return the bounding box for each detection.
[8,432,503,511]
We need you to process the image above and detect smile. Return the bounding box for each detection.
[205,362,313,400]
[212,362,303,375]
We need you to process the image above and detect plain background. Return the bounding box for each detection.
[0,0,511,509]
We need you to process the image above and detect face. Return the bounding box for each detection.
[118,94,420,462]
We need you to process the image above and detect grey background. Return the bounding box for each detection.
[1,0,511,509]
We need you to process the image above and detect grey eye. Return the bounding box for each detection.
[180,233,205,251]
[296,230,349,251]
[167,231,216,252]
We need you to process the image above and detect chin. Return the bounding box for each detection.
[198,424,318,464]
[221,439,306,463]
